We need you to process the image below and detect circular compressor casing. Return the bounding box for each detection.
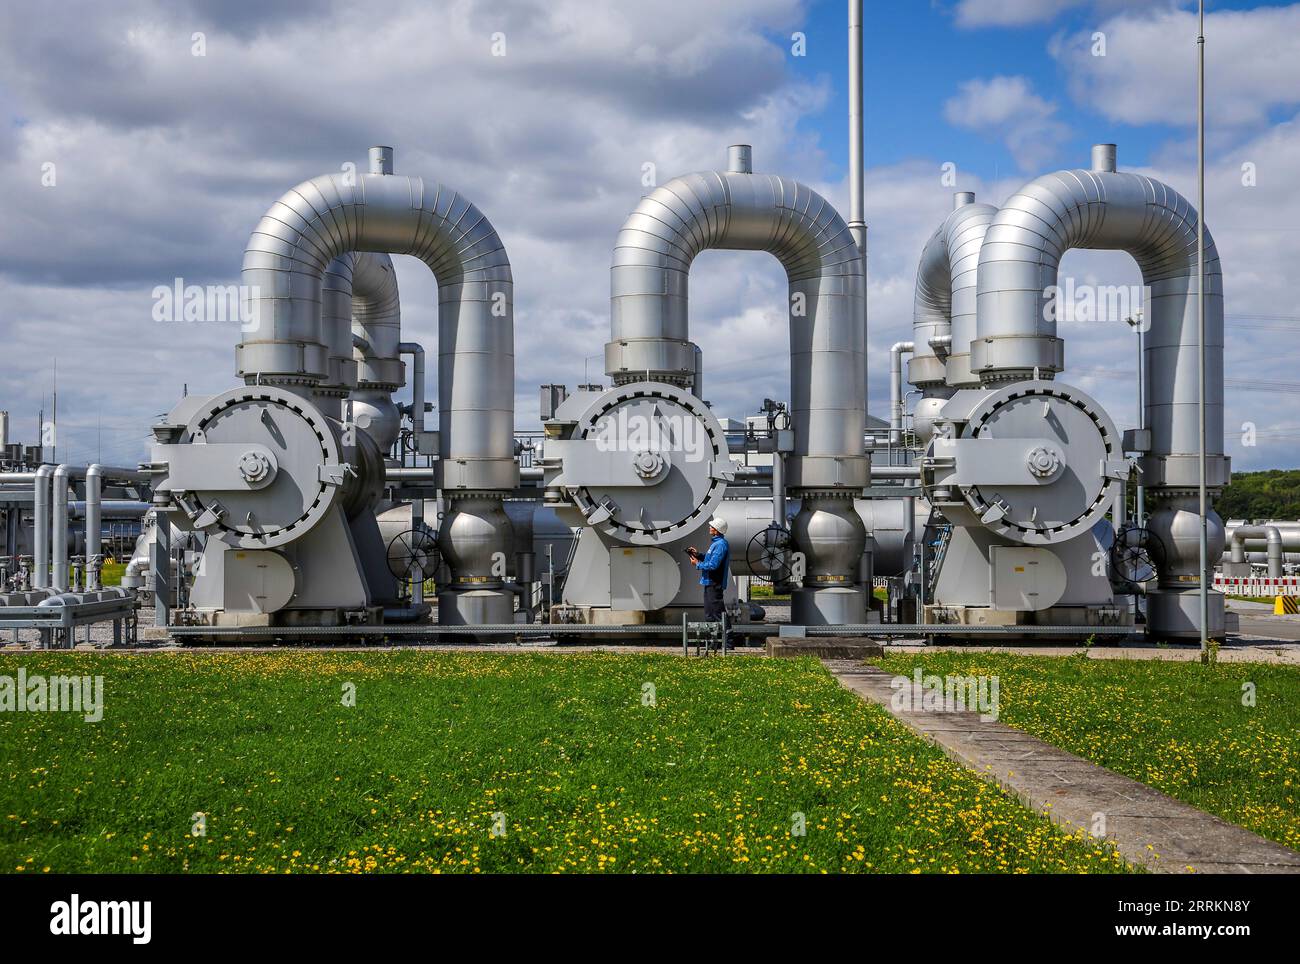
[167,386,352,550]
[922,379,1121,546]
[558,381,731,547]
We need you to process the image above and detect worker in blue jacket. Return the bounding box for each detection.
[687,517,731,647]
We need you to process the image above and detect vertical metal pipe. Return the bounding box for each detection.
[52,465,73,590]
[1091,143,1118,173]
[33,465,52,588]
[726,144,753,174]
[772,451,786,531]
[889,342,913,447]
[400,342,426,607]
[86,465,102,590]
[369,146,394,176]
[1135,317,1146,527]
[848,0,868,416]
[399,343,426,452]
[1197,0,1209,657]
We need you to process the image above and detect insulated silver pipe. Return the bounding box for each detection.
[240,148,517,492]
[325,251,403,449]
[1229,525,1283,579]
[607,148,868,492]
[889,342,913,446]
[871,465,921,480]
[913,193,997,391]
[399,342,427,445]
[912,225,951,388]
[974,146,1226,471]
[85,466,102,589]
[32,465,52,588]
[84,465,148,590]
[52,464,85,590]
[975,145,1227,639]
[973,145,1225,482]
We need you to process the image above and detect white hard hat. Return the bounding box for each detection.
[709,517,728,534]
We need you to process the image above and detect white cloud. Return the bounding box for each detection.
[1052,3,1300,128]
[944,75,1069,171]
[953,0,1170,29]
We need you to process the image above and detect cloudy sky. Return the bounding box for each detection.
[2,0,1299,471]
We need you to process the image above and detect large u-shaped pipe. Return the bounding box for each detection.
[240,147,518,624]
[910,192,998,436]
[974,144,1229,638]
[606,146,868,493]
[1229,525,1283,579]
[889,341,913,447]
[973,144,1225,487]
[606,146,868,624]
[239,147,516,491]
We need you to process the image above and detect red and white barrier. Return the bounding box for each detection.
[1213,575,1300,596]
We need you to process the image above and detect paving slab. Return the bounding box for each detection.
[767,638,884,659]
[827,659,1300,874]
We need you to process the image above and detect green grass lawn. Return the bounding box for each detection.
[875,652,1300,851]
[0,651,1128,874]
[98,562,126,587]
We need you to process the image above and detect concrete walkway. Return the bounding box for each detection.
[827,660,1300,874]
[882,639,1300,666]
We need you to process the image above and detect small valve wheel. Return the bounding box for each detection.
[238,450,273,485]
[631,449,665,479]
[1026,445,1062,480]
